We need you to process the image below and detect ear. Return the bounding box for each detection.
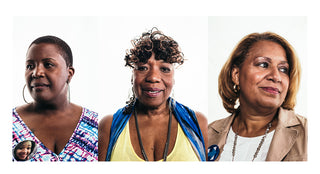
[231,66,239,85]
[66,66,75,83]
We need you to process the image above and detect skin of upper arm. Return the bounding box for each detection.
[98,114,113,161]
[195,111,208,160]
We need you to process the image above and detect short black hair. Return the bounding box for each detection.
[29,35,73,67]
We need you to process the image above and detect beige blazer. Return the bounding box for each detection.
[208,107,307,161]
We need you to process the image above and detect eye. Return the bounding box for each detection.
[160,67,171,73]
[44,62,55,68]
[279,66,289,74]
[257,62,269,68]
[136,66,148,71]
[26,64,34,70]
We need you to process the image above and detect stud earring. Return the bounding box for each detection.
[233,85,240,93]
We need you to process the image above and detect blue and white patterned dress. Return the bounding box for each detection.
[12,107,98,161]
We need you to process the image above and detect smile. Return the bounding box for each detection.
[142,88,163,97]
[261,87,280,95]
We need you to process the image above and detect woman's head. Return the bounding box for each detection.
[125,28,184,109]
[14,140,35,161]
[29,35,73,67]
[25,36,75,103]
[219,32,301,113]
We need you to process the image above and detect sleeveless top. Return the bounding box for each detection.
[12,107,98,161]
[110,122,199,161]
[105,98,206,161]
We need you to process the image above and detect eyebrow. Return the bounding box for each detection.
[26,57,56,62]
[255,56,288,64]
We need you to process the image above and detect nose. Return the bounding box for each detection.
[267,66,282,83]
[145,68,161,83]
[22,148,27,153]
[32,65,45,79]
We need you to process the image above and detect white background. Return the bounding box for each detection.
[208,16,307,122]
[1,0,319,173]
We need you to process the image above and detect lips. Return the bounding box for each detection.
[30,83,50,90]
[18,152,27,159]
[261,87,280,95]
[142,88,163,97]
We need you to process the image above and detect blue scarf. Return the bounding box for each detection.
[105,98,206,161]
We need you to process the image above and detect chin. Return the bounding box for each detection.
[137,98,168,109]
[256,99,282,110]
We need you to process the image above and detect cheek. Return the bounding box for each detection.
[132,73,142,89]
[163,75,174,90]
[282,76,290,93]
[239,70,262,88]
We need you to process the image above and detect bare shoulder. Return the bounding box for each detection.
[15,104,30,113]
[99,114,114,132]
[195,111,208,125]
[98,114,113,161]
[194,111,208,158]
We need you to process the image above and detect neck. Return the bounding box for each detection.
[31,98,71,113]
[235,105,278,137]
[135,100,170,118]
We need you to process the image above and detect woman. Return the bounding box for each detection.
[12,36,98,161]
[99,28,207,161]
[208,32,307,161]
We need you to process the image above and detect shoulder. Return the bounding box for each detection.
[194,111,207,124]
[99,114,114,132]
[15,104,31,114]
[279,107,307,128]
[208,115,233,128]
[81,106,98,118]
[208,115,234,133]
[194,111,208,133]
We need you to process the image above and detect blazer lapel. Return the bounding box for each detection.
[209,114,235,161]
[266,108,300,161]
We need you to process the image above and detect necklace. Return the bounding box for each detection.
[133,105,172,161]
[232,119,272,161]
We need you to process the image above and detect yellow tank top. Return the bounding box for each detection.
[110,122,199,161]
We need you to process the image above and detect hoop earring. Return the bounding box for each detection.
[67,83,71,103]
[22,84,30,104]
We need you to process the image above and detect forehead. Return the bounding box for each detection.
[248,40,286,57]
[26,43,65,62]
[22,141,32,146]
[135,53,174,65]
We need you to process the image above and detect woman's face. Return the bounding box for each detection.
[232,40,290,110]
[133,53,174,108]
[25,43,73,103]
[15,141,32,160]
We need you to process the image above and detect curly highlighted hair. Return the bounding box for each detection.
[219,32,301,113]
[125,28,184,67]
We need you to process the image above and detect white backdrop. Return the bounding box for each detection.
[13,16,208,120]
[208,16,308,123]
[2,0,319,173]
